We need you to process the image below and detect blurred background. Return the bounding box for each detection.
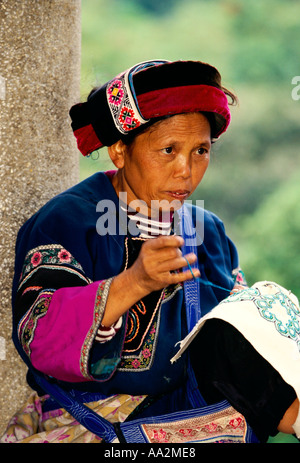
[79,0,300,305]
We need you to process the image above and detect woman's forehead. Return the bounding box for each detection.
[142,113,211,142]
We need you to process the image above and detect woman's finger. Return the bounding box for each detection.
[143,234,184,251]
[155,253,198,274]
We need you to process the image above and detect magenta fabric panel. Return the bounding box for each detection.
[29,281,104,383]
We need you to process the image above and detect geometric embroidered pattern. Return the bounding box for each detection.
[106,71,148,135]
[220,283,300,351]
[141,406,248,443]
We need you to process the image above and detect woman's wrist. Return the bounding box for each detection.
[100,268,149,327]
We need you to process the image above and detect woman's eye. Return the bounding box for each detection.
[162,147,173,154]
[197,147,207,155]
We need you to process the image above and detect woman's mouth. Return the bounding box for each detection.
[166,190,190,201]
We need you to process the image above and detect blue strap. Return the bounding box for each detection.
[178,205,201,331]
[33,370,117,442]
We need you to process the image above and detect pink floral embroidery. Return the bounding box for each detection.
[152,428,168,443]
[107,80,124,105]
[23,246,83,277]
[58,249,72,263]
[31,252,42,267]
[141,348,151,358]
[150,326,156,335]
[131,359,141,369]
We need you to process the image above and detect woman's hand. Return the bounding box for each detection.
[128,235,200,295]
[101,235,200,327]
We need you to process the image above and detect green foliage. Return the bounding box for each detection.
[80,0,235,97]
[238,173,300,300]
[228,0,300,84]
[115,0,181,16]
[190,84,300,229]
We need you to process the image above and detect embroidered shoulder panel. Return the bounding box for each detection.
[20,244,87,283]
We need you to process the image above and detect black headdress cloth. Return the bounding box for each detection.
[70,60,232,157]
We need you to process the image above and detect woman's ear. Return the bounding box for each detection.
[107,140,127,169]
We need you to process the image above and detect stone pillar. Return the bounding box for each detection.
[0,0,81,434]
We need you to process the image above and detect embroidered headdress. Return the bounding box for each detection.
[70,60,234,157]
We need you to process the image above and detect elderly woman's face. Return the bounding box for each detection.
[110,112,211,215]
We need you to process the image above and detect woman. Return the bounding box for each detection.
[2,60,298,443]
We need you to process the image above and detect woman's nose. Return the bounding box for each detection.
[173,154,191,178]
